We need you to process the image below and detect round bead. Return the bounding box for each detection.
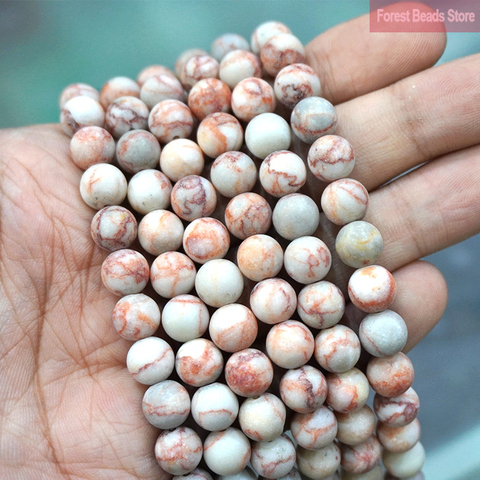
[70,126,115,170]
[342,465,384,480]
[291,97,337,144]
[259,150,307,197]
[175,338,223,387]
[127,169,172,214]
[367,352,415,398]
[245,113,291,159]
[171,175,217,221]
[211,33,250,61]
[204,428,251,476]
[251,21,291,54]
[377,418,421,453]
[91,206,137,251]
[251,435,296,479]
[192,383,239,431]
[173,469,213,480]
[348,265,396,313]
[116,129,161,173]
[260,33,305,77]
[272,193,320,240]
[162,294,209,342]
[291,405,338,450]
[148,100,194,143]
[101,250,149,296]
[105,96,149,139]
[210,151,257,198]
[226,194,272,240]
[326,368,370,413]
[284,236,331,284]
[142,380,190,429]
[239,393,286,442]
[209,304,258,353]
[59,82,99,108]
[112,293,160,340]
[237,234,283,281]
[61,96,105,137]
[231,77,276,122]
[155,427,202,475]
[359,310,408,358]
[279,365,327,413]
[297,281,345,329]
[138,209,184,256]
[188,78,232,120]
[195,259,244,307]
[175,48,209,78]
[136,64,175,86]
[225,348,273,397]
[340,436,383,474]
[308,135,355,182]
[321,178,369,226]
[80,163,127,210]
[150,251,196,298]
[140,73,184,108]
[373,387,420,428]
[250,278,297,325]
[335,405,376,446]
[274,63,321,109]
[181,55,220,90]
[126,337,174,385]
[314,325,361,373]
[219,50,262,89]
[383,442,425,478]
[296,443,341,480]
[197,112,243,158]
[266,320,314,369]
[99,76,140,110]
[336,221,383,268]
[160,138,204,182]
[183,217,230,264]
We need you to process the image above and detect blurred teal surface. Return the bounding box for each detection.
[0,0,367,129]
[2,1,480,477]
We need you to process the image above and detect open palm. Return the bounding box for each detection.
[1,11,480,480]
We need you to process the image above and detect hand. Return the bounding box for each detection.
[1,11,477,480]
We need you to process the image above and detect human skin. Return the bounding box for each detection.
[3,9,480,480]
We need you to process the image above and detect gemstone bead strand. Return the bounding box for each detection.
[60,20,426,479]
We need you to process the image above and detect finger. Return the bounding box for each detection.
[336,53,480,190]
[305,5,446,105]
[364,144,480,271]
[343,260,447,351]
[390,260,448,351]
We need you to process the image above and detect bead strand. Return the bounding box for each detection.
[59,19,425,479]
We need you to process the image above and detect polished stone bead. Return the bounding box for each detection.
[204,428,251,476]
[191,382,239,431]
[101,250,149,296]
[155,427,202,475]
[336,221,383,268]
[80,163,127,210]
[142,380,190,429]
[112,293,159,340]
[291,96,337,144]
[279,365,327,413]
[126,337,174,385]
[239,393,286,442]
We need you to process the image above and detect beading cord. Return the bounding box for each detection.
[59,21,425,480]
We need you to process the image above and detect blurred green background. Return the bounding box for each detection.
[0,0,364,128]
[2,1,480,478]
